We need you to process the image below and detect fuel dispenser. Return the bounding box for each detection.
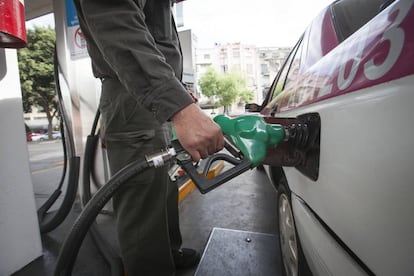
[0,1,44,275]
[0,0,27,48]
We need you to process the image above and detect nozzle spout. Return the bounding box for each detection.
[213,114,285,167]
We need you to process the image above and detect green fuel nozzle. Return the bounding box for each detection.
[174,114,312,194]
[213,114,286,167]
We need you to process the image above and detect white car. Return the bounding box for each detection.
[30,132,48,142]
[257,0,414,275]
[31,131,61,142]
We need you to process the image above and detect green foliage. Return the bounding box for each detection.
[199,67,253,114]
[199,67,219,98]
[239,89,254,103]
[17,26,57,135]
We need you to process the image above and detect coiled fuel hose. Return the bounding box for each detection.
[37,46,80,234]
[54,148,176,276]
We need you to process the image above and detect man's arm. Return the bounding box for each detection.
[77,0,193,123]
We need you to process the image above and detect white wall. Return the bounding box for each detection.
[0,49,42,275]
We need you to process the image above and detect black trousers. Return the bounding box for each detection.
[100,79,182,275]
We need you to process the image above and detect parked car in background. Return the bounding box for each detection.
[255,0,414,275]
[30,131,62,142]
[31,132,48,142]
[49,131,62,140]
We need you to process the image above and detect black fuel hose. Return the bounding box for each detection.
[38,157,80,233]
[37,120,68,223]
[86,109,105,191]
[81,110,124,276]
[37,45,80,233]
[54,157,150,276]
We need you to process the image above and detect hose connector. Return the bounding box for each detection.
[145,147,177,168]
[285,123,309,148]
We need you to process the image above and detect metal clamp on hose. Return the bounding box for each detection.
[145,147,176,168]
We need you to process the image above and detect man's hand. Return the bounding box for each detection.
[172,104,225,162]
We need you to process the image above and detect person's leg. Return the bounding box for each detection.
[100,79,177,275]
[164,131,200,270]
[166,157,182,251]
[112,164,175,275]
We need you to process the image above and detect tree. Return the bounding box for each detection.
[199,67,254,114]
[198,67,219,99]
[239,89,254,103]
[17,26,57,138]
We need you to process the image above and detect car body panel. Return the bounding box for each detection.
[292,194,366,276]
[280,76,414,275]
[260,0,414,274]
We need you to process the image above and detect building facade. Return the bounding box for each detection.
[195,43,291,108]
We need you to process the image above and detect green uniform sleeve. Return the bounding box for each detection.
[76,0,194,123]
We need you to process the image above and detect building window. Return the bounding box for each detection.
[204,54,210,59]
[263,76,270,87]
[261,64,268,74]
